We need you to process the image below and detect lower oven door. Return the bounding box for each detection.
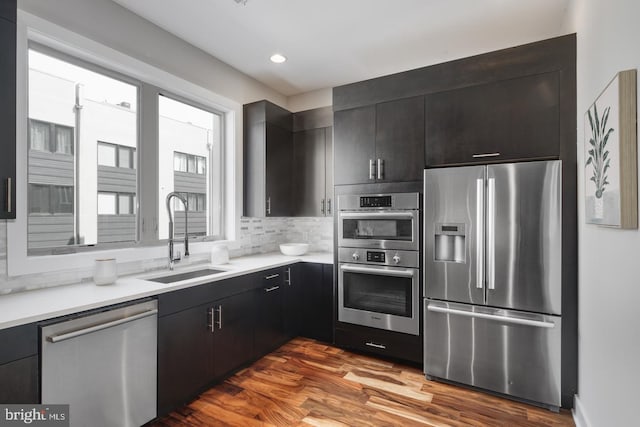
[338,263,420,335]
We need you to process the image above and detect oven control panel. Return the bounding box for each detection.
[367,251,386,263]
[338,248,419,269]
[360,196,392,208]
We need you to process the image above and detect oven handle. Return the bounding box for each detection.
[338,211,415,219]
[340,264,415,278]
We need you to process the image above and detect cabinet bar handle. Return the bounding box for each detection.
[215,306,223,329]
[472,153,501,158]
[208,307,215,332]
[321,199,325,215]
[265,286,280,292]
[327,198,332,215]
[365,342,386,349]
[285,267,291,285]
[376,159,384,180]
[265,273,280,280]
[266,197,271,215]
[6,177,11,214]
[368,159,376,180]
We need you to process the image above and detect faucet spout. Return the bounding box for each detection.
[166,192,189,270]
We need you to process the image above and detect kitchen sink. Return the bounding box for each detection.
[148,268,227,284]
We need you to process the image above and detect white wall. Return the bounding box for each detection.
[568,0,640,425]
[288,88,333,112]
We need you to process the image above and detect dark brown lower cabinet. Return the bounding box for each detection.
[0,323,38,403]
[158,264,334,417]
[212,291,254,378]
[253,268,288,358]
[300,264,334,343]
[0,356,39,403]
[335,322,422,364]
[157,303,214,416]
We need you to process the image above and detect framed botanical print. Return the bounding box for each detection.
[584,69,638,228]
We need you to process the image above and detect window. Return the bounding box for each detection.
[97,143,116,167]
[173,152,206,175]
[159,94,223,240]
[28,47,138,251]
[98,142,136,168]
[172,192,205,212]
[98,192,135,215]
[20,42,226,259]
[29,119,74,155]
[28,184,74,214]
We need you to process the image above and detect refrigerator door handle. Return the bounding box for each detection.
[476,178,484,289]
[426,304,556,329]
[487,177,496,290]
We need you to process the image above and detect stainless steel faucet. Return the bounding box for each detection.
[166,192,190,270]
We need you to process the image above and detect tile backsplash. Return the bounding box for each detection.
[0,217,332,294]
[229,216,333,257]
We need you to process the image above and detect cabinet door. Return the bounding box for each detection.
[333,106,376,185]
[157,304,214,415]
[293,128,326,216]
[0,356,39,403]
[212,290,255,378]
[375,96,425,182]
[300,263,334,343]
[324,127,334,215]
[0,17,16,219]
[283,265,303,337]
[254,270,286,357]
[265,122,293,216]
[425,72,560,166]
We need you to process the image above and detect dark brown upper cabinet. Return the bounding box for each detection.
[425,72,560,166]
[243,100,293,217]
[333,105,375,185]
[0,0,16,219]
[292,106,333,217]
[334,97,424,185]
[375,96,425,182]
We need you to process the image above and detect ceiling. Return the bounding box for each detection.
[111,0,572,97]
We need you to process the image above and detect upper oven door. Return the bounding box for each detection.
[338,210,419,250]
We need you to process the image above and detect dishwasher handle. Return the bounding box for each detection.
[46,309,158,343]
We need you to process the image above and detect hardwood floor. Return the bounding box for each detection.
[150,337,575,427]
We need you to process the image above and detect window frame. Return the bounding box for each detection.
[8,14,236,276]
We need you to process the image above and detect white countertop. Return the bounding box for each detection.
[0,251,333,331]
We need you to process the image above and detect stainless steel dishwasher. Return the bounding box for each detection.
[41,299,158,427]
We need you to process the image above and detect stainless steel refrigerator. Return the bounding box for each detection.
[423,160,562,409]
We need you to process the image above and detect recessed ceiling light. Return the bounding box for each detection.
[270,54,287,64]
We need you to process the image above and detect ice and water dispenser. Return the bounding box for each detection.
[434,223,466,263]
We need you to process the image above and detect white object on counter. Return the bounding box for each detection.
[93,258,117,285]
[210,244,229,264]
[279,243,309,256]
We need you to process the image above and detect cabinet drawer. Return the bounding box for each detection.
[260,267,284,288]
[335,323,422,364]
[0,324,38,365]
[158,274,255,316]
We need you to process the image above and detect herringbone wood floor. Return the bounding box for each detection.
[150,337,575,427]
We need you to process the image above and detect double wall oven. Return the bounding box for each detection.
[337,193,421,335]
